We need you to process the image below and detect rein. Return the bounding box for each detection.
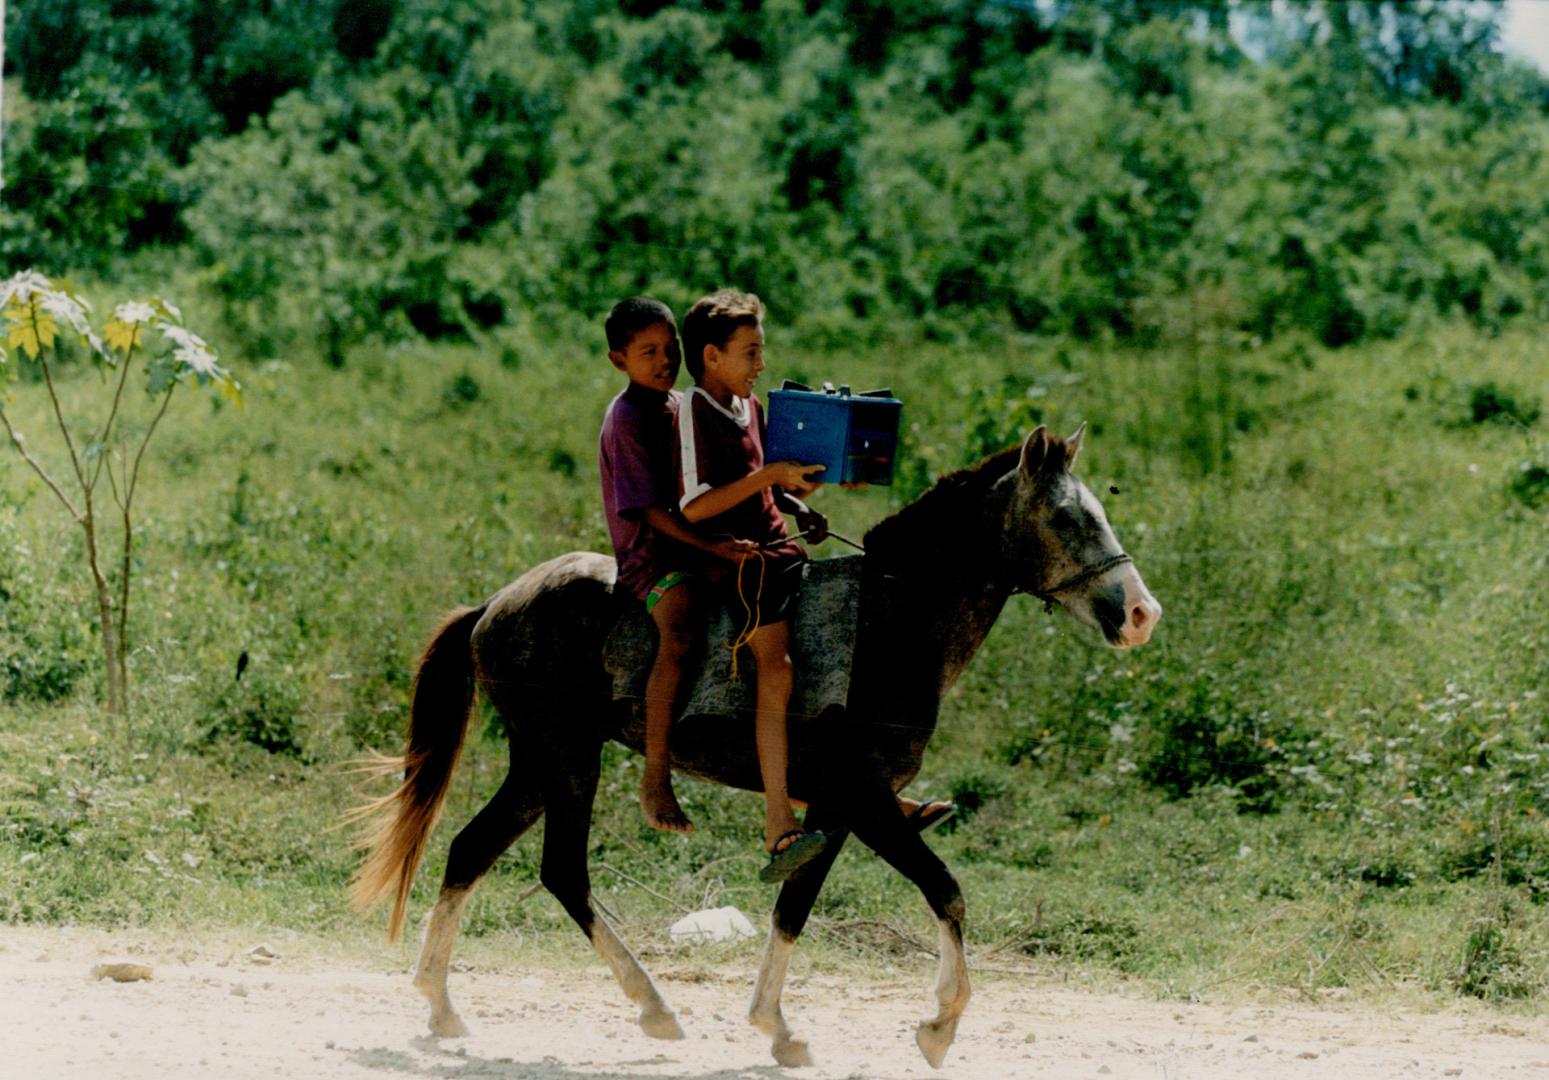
[768,528,866,553]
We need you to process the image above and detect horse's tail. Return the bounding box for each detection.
[347,604,486,941]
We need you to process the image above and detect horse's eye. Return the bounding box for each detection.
[1109,485,1121,495]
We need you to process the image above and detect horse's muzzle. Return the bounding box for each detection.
[1115,574,1161,647]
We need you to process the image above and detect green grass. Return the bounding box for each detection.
[2,310,1547,1006]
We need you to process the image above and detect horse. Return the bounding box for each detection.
[349,423,1162,1069]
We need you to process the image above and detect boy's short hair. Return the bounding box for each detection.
[681,290,765,381]
[605,296,677,352]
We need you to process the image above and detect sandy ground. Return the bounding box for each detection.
[3,926,1549,1080]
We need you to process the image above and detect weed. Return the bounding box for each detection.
[1017,912,1140,965]
[947,772,1011,828]
[1466,382,1540,428]
[1508,454,1549,509]
[443,371,483,409]
[1456,902,1535,1001]
[0,567,87,704]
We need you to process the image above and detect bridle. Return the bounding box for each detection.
[784,485,1133,616]
[1021,551,1133,614]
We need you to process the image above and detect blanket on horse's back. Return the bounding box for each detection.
[603,555,862,722]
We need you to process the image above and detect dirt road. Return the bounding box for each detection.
[2,926,1546,1079]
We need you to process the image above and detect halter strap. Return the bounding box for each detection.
[1029,552,1132,613]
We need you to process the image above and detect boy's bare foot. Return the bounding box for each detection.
[765,808,803,854]
[759,828,828,884]
[641,782,695,833]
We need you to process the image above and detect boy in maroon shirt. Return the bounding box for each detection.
[599,297,754,833]
[675,290,837,881]
[674,291,954,880]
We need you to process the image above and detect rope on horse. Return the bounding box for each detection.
[726,549,767,680]
[727,526,862,679]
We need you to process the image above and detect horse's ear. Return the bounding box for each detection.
[1019,426,1050,478]
[1064,421,1087,470]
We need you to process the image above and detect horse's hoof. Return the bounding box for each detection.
[428,1012,470,1038]
[915,1019,956,1069]
[639,1008,685,1040]
[772,1037,814,1068]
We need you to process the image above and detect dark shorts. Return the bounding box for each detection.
[713,550,805,627]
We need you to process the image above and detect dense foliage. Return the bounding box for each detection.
[5,0,1548,351]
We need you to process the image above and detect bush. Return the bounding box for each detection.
[204,667,309,759]
[1136,672,1289,813]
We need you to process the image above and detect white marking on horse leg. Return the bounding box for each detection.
[588,909,684,1040]
[413,887,472,1037]
[748,923,813,1067]
[915,917,971,1069]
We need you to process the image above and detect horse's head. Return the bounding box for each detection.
[1000,424,1161,648]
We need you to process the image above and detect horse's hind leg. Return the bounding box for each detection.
[414,764,544,1037]
[539,729,684,1041]
[851,797,970,1069]
[749,809,849,1068]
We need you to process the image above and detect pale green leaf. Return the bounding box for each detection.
[146,356,177,397]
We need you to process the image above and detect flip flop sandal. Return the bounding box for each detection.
[907,800,957,833]
[758,829,829,884]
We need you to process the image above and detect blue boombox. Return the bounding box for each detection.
[764,381,902,486]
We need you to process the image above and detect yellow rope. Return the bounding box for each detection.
[726,550,767,681]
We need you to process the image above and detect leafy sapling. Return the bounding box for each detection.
[0,270,240,721]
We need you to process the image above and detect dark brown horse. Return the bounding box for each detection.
[350,424,1161,1069]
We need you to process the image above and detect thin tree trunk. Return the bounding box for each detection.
[116,387,173,716]
[82,510,124,718]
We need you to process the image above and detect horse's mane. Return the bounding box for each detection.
[864,434,1070,565]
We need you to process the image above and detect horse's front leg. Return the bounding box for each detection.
[748,814,849,1067]
[851,799,970,1069]
[920,896,970,1067]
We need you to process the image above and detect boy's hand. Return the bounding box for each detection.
[795,507,829,545]
[709,538,759,563]
[766,461,826,495]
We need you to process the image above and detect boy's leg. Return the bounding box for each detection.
[641,576,698,833]
[746,620,801,852]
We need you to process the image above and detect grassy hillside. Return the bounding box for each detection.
[2,315,1547,1001]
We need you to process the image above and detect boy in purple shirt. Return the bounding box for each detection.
[599,297,753,834]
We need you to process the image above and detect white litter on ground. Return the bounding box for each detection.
[668,906,758,944]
